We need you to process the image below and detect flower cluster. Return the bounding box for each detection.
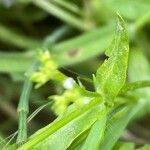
[50,84,91,115]
[31,51,92,115]
[31,50,59,88]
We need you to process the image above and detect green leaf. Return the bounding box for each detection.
[0,24,41,49]
[112,142,135,150]
[95,14,129,102]
[18,98,102,150]
[0,52,32,73]
[67,130,89,150]
[136,144,150,150]
[128,49,150,99]
[129,49,150,82]
[118,142,135,150]
[99,100,145,150]
[52,24,113,66]
[102,0,150,20]
[31,104,105,150]
[120,80,150,94]
[0,24,113,74]
[128,48,150,121]
[32,0,89,31]
[81,109,106,150]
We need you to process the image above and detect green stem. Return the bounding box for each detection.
[32,0,90,31]
[17,61,39,146]
[16,24,72,146]
[0,24,113,74]
[52,0,80,15]
[120,80,150,94]
[0,24,41,49]
[44,25,71,47]
[17,112,28,146]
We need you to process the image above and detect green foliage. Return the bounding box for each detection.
[118,142,135,150]
[0,0,150,150]
[95,14,129,105]
[30,51,60,88]
[18,97,102,149]
[137,144,150,150]
[102,0,150,20]
[81,111,106,150]
[16,15,147,150]
[99,101,145,150]
[31,104,105,150]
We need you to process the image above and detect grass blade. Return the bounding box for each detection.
[120,80,150,94]
[32,0,89,31]
[0,24,41,49]
[99,100,145,150]
[0,52,32,73]
[118,142,135,150]
[17,98,101,149]
[81,108,106,150]
[52,0,80,15]
[0,24,113,74]
[32,104,105,150]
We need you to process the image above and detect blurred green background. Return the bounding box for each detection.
[0,0,150,146]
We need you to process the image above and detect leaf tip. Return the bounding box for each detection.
[116,12,126,32]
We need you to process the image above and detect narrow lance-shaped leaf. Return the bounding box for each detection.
[128,49,150,99]
[128,49,150,116]
[0,24,113,74]
[136,144,150,150]
[118,142,135,150]
[101,0,150,20]
[18,97,101,150]
[119,80,150,95]
[67,129,89,150]
[31,104,105,150]
[81,108,106,150]
[99,100,145,150]
[95,14,129,103]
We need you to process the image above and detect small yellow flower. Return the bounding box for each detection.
[50,85,92,115]
[31,50,58,88]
